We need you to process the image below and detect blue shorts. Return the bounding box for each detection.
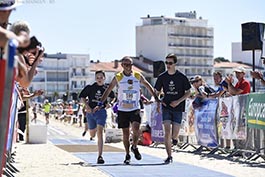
[162,108,182,125]
[86,109,107,129]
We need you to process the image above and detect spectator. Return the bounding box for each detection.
[225,66,251,95]
[81,102,88,136]
[77,102,84,127]
[225,66,251,150]
[65,102,73,124]
[138,124,152,146]
[43,99,51,125]
[17,88,43,141]
[190,75,215,109]
[0,0,28,49]
[250,59,265,86]
[9,21,44,88]
[31,103,37,123]
[206,72,227,98]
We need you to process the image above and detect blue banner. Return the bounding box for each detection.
[150,103,164,143]
[194,99,218,147]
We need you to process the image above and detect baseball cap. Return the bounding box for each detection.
[0,0,20,11]
[234,66,246,73]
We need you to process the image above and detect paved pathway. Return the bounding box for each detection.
[46,122,233,177]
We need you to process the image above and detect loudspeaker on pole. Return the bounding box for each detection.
[241,22,265,51]
[153,61,165,78]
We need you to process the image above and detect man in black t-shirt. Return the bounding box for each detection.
[154,53,191,164]
[79,70,115,164]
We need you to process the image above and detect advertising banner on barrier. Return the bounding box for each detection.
[231,94,248,139]
[246,93,265,130]
[150,103,164,143]
[179,112,189,136]
[185,98,197,144]
[194,99,218,147]
[218,97,233,139]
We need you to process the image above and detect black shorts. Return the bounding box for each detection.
[117,109,141,128]
[83,115,87,123]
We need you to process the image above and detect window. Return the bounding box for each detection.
[82,68,85,76]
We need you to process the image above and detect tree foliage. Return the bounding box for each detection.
[214,57,230,63]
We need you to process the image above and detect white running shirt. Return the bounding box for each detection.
[116,71,141,112]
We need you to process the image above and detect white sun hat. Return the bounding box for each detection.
[0,0,20,11]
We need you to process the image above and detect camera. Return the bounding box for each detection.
[17,36,44,66]
[36,48,44,59]
[17,36,42,53]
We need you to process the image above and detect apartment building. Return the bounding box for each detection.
[136,11,214,84]
[30,53,90,100]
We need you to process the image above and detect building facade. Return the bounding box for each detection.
[136,11,214,84]
[232,42,264,67]
[30,53,90,101]
[30,55,148,101]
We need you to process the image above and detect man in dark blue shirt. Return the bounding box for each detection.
[155,53,191,164]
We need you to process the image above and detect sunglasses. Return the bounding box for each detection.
[122,63,132,67]
[96,76,104,80]
[165,61,175,65]
[191,80,201,84]
[0,22,12,28]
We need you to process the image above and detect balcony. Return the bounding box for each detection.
[32,78,45,82]
[46,78,68,82]
[176,54,213,58]
[41,66,69,70]
[72,85,85,90]
[186,73,212,77]
[168,33,213,39]
[71,73,89,77]
[168,43,213,49]
[177,63,213,67]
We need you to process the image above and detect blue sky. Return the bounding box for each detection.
[10,0,265,61]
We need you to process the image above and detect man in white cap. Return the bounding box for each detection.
[225,66,251,95]
[250,59,265,86]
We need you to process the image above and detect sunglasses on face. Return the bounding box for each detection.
[122,63,132,67]
[0,22,12,28]
[96,76,104,80]
[191,80,201,84]
[165,61,175,65]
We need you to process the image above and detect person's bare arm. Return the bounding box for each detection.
[251,71,265,86]
[227,84,243,95]
[22,90,43,101]
[225,76,243,95]
[170,89,191,108]
[101,77,117,103]
[0,27,29,48]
